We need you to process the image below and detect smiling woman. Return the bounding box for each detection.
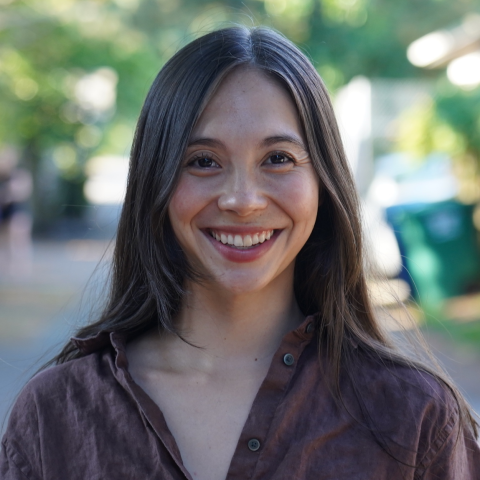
[168,67,318,289]
[1,26,479,480]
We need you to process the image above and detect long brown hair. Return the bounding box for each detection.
[49,26,477,441]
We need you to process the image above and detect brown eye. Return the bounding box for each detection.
[188,155,220,168]
[267,153,293,164]
[198,157,214,167]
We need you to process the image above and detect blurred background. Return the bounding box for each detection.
[1,0,480,427]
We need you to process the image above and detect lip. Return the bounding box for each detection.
[203,228,281,263]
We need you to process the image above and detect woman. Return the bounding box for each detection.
[1,26,479,480]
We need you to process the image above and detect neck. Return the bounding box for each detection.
[152,271,303,374]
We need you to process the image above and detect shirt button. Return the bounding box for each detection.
[283,353,295,366]
[247,438,261,452]
[306,322,314,334]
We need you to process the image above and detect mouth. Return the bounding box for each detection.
[208,229,276,249]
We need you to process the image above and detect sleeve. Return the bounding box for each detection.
[0,385,43,480]
[416,407,480,480]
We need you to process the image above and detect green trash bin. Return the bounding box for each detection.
[386,200,480,305]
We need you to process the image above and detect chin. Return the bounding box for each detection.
[210,272,274,296]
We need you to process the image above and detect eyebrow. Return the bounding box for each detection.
[260,135,307,151]
[188,134,308,152]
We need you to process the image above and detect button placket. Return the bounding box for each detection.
[226,321,313,479]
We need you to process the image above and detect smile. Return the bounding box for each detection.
[208,229,275,248]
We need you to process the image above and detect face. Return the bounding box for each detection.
[168,67,319,295]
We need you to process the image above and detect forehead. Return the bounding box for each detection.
[191,67,305,142]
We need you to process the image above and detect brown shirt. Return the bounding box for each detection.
[1,316,479,479]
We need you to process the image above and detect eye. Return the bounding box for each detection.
[188,154,220,169]
[265,152,295,165]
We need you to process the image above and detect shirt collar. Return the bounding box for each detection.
[70,314,319,355]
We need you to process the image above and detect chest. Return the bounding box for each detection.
[134,367,269,480]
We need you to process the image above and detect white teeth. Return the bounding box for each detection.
[234,235,243,247]
[210,229,275,247]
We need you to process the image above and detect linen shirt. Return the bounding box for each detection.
[1,316,479,479]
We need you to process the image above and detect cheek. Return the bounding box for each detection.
[293,180,319,213]
[275,173,319,232]
[168,176,214,232]
[168,185,191,229]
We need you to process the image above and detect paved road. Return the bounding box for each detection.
[1,239,480,434]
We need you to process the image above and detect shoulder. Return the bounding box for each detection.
[345,349,478,474]
[348,349,459,431]
[1,351,115,475]
[352,349,456,410]
[14,349,114,410]
[4,351,112,432]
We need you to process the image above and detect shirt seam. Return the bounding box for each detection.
[2,438,41,480]
[413,407,458,480]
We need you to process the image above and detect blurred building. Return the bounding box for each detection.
[407,13,480,89]
[335,77,433,196]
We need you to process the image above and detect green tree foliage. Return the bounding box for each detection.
[396,83,480,203]
[1,0,478,225]
[436,88,480,160]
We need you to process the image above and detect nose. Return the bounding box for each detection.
[217,167,268,216]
